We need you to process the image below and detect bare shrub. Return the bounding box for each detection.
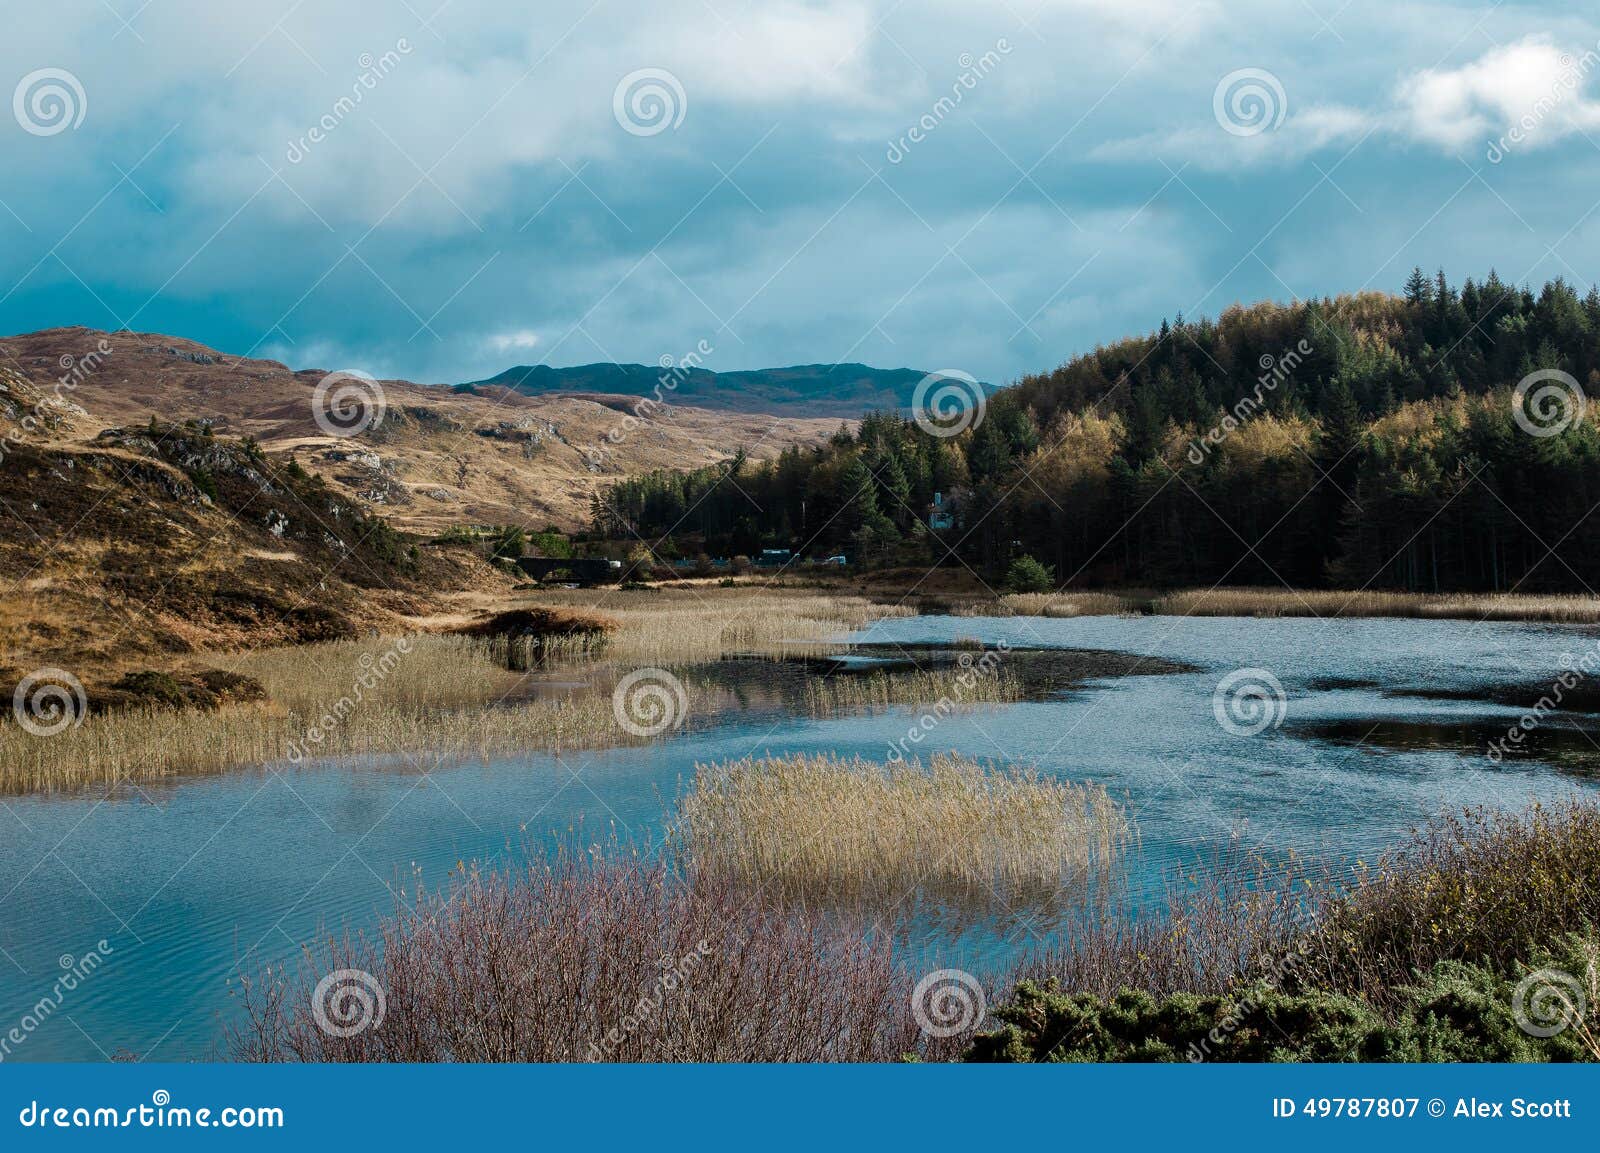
[1299,801,1600,1005]
[1005,802,1600,1010]
[1005,838,1316,1000]
[229,852,964,1062]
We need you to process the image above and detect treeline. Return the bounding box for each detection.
[597,271,1600,592]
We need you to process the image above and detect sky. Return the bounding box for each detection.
[4,1,1600,387]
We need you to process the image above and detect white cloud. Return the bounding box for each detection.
[1396,35,1600,152]
[486,330,540,355]
[1092,35,1600,169]
[1090,102,1372,168]
[658,2,879,106]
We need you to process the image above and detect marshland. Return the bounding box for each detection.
[19,0,1600,1089]
[5,587,1600,1062]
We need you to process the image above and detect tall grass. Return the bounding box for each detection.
[1005,841,1316,1000]
[954,592,1131,618]
[0,681,645,796]
[675,753,1129,901]
[0,591,912,795]
[1009,801,1600,1007]
[1151,587,1600,622]
[804,667,1020,715]
[1300,801,1600,1006]
[0,634,666,795]
[234,635,524,713]
[525,588,914,664]
[936,586,1600,621]
[225,800,1600,1064]
[228,852,958,1062]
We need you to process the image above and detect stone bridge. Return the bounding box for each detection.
[514,556,622,586]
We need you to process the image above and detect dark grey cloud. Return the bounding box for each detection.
[3,1,1600,388]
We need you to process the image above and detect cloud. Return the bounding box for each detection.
[1094,35,1600,170]
[486,330,540,355]
[8,3,1600,392]
[1090,102,1373,168]
[1396,35,1600,153]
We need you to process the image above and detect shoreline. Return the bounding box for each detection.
[690,578,1600,625]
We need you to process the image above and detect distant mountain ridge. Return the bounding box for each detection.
[460,362,990,418]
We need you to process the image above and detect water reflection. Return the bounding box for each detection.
[6,612,1600,1060]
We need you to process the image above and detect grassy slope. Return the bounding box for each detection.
[0,327,838,532]
[0,418,509,684]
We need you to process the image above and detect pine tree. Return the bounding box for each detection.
[1404,266,1434,306]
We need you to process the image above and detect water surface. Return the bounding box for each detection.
[3,613,1598,1060]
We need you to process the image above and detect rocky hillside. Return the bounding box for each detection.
[0,328,840,532]
[0,396,509,677]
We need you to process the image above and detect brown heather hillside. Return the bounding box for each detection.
[0,327,839,533]
[0,410,516,685]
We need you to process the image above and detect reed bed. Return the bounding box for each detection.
[675,753,1129,901]
[0,591,909,794]
[1151,587,1600,622]
[229,852,959,1062]
[954,592,1132,618]
[233,634,524,714]
[0,631,693,795]
[526,589,913,664]
[804,667,1021,716]
[0,682,655,796]
[940,585,1600,622]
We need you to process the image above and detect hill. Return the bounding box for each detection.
[462,362,985,418]
[600,271,1600,595]
[0,399,511,680]
[0,328,839,533]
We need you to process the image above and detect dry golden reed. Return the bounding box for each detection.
[1150,587,1600,622]
[676,752,1129,900]
[945,587,1600,622]
[532,589,914,664]
[804,668,1020,715]
[0,634,646,795]
[954,592,1131,618]
[0,591,909,795]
